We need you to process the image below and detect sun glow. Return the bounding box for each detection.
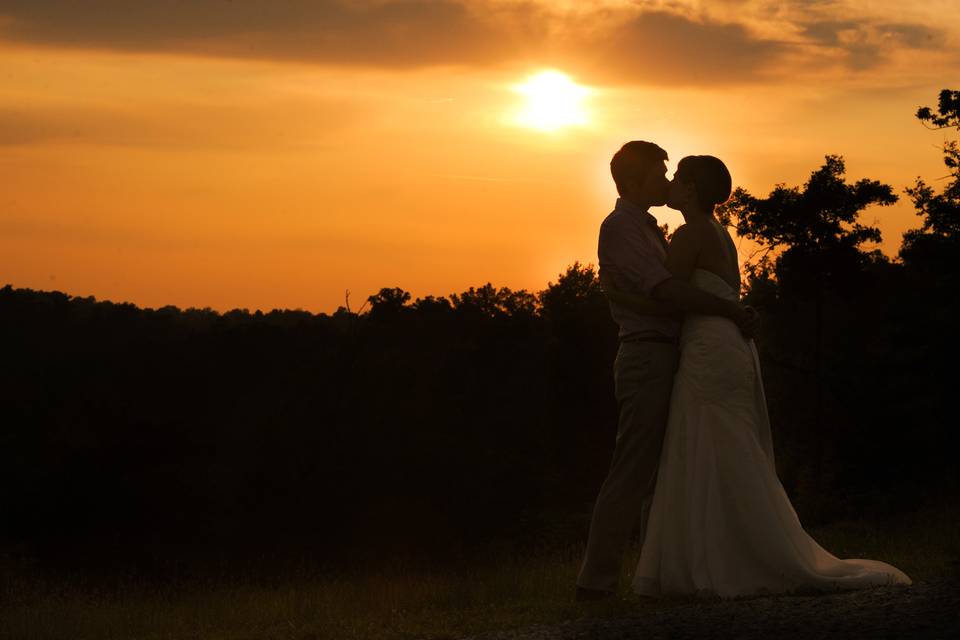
[513,70,590,132]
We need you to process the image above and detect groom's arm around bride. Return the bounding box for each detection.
[603,266,760,338]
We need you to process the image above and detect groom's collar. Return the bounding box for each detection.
[615,197,657,224]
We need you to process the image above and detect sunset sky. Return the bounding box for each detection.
[2,0,958,313]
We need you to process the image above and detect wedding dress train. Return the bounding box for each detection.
[634,268,911,598]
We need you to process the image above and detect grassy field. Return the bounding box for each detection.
[2,502,958,640]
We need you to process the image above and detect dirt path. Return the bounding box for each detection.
[463,574,960,640]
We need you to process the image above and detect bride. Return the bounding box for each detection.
[613,155,911,598]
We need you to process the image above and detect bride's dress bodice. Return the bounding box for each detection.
[689,267,738,301]
[677,270,770,457]
[682,269,743,347]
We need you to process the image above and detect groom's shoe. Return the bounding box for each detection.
[575,586,615,602]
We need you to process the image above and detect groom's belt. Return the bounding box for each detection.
[619,333,678,345]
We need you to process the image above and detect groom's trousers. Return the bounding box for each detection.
[577,340,679,592]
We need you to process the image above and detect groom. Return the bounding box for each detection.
[576,141,757,600]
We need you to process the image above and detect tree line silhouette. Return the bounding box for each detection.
[1,90,958,577]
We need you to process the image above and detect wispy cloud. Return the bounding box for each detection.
[0,99,365,150]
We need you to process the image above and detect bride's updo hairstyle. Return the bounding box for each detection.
[675,155,732,211]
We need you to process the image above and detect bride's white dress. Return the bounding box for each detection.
[633,268,911,598]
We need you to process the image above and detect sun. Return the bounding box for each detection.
[513,70,590,132]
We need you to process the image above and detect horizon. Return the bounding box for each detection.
[1,1,958,313]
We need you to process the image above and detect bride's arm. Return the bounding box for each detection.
[663,224,699,282]
[651,224,753,330]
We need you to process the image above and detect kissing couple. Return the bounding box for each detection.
[575,141,911,600]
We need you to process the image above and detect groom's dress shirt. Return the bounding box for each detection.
[598,197,680,339]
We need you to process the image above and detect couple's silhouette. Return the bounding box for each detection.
[576,142,911,600]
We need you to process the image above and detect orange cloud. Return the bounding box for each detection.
[0,1,951,87]
[797,18,946,70]
[0,0,523,66]
[571,10,792,87]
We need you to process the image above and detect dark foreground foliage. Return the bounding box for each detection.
[1,91,958,579]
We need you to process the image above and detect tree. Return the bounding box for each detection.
[366,287,411,321]
[449,283,537,319]
[719,156,897,506]
[719,155,895,287]
[537,262,604,321]
[411,295,452,314]
[900,89,960,269]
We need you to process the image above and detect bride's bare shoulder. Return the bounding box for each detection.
[672,220,713,243]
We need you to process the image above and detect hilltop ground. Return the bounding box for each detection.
[464,572,960,640]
